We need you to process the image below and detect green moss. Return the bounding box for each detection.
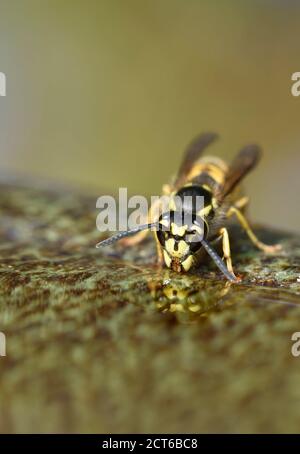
[0,183,299,433]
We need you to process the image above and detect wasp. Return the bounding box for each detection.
[97,133,281,282]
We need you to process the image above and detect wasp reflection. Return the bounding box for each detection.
[147,271,233,322]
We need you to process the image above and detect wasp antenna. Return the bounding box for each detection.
[200,239,238,282]
[96,223,159,248]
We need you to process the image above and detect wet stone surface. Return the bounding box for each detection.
[0,182,299,433]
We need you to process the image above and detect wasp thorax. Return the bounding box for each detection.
[156,210,208,272]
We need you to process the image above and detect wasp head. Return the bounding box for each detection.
[156,210,208,272]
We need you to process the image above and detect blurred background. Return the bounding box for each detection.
[0,0,299,230]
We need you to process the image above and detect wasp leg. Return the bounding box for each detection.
[162,183,173,195]
[233,196,249,211]
[227,206,282,254]
[154,233,164,267]
[219,227,238,280]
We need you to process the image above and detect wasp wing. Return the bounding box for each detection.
[219,144,262,201]
[173,132,218,189]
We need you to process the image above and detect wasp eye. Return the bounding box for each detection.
[156,229,168,246]
[188,239,202,252]
[184,230,202,252]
